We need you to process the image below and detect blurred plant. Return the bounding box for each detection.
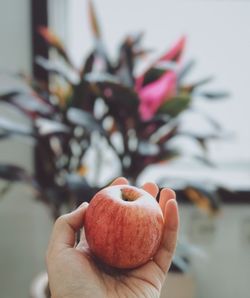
[0,0,229,222]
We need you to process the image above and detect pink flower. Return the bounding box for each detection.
[138,71,177,121]
[136,36,186,120]
[136,36,186,91]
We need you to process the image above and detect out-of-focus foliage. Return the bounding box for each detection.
[0,0,229,220]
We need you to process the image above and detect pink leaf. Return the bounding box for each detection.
[138,71,177,120]
[159,35,186,63]
[135,36,186,90]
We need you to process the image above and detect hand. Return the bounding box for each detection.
[46,177,179,298]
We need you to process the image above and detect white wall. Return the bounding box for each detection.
[0,0,31,74]
[62,0,250,170]
[0,1,52,298]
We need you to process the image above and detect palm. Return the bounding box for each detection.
[63,245,164,298]
[47,177,179,298]
[74,236,164,298]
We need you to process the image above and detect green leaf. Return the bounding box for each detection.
[141,68,166,87]
[158,95,191,117]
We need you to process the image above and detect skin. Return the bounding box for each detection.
[46,177,179,298]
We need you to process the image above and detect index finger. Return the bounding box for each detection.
[111,177,129,186]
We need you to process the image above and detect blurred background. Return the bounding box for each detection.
[0,0,250,297]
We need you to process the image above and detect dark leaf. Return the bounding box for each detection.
[196,90,230,99]
[155,124,179,145]
[65,173,97,204]
[141,68,166,87]
[0,164,32,183]
[116,35,139,87]
[125,32,144,47]
[182,77,214,93]
[190,107,223,131]
[70,79,94,111]
[138,115,171,139]
[142,148,179,166]
[88,80,139,108]
[177,60,195,84]
[172,256,189,273]
[0,91,20,100]
[180,130,231,153]
[80,51,95,77]
[0,132,10,140]
[133,48,153,59]
[156,148,180,163]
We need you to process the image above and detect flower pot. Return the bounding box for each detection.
[30,272,49,298]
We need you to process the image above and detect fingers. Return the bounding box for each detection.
[153,198,179,274]
[76,228,91,254]
[47,203,88,255]
[110,178,159,200]
[111,177,129,186]
[142,182,159,198]
[159,188,175,213]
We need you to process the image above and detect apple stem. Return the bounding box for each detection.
[121,188,140,201]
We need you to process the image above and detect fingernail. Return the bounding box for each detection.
[169,198,178,206]
[78,202,88,209]
[166,199,179,229]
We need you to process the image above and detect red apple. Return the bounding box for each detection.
[84,185,164,269]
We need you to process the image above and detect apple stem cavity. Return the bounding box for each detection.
[121,188,140,202]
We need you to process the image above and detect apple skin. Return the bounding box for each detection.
[84,185,164,269]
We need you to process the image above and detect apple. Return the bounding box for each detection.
[84,185,164,269]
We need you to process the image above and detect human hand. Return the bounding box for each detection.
[46,177,179,298]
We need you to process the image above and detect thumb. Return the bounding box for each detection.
[47,202,89,255]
